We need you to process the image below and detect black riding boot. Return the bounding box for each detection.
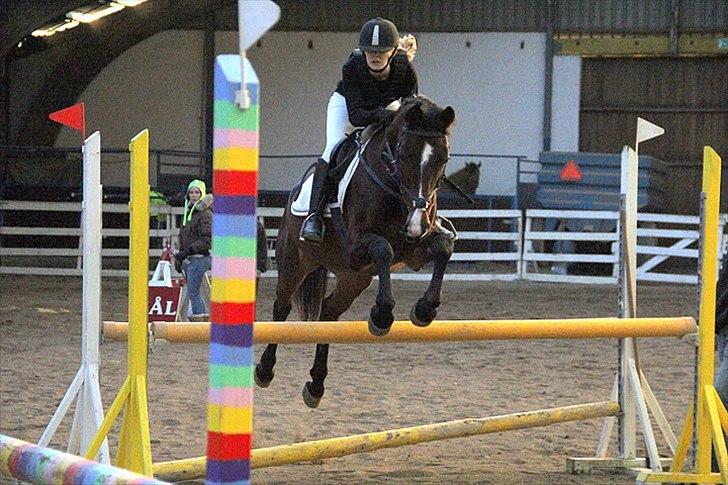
[300,159,330,243]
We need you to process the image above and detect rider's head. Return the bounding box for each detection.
[358,17,399,74]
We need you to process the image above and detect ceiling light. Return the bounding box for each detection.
[66,3,125,23]
[31,19,80,37]
[114,0,148,6]
[31,0,147,39]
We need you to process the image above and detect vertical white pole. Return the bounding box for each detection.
[236,0,251,109]
[79,131,110,463]
[37,132,109,463]
[618,146,638,460]
[82,132,102,369]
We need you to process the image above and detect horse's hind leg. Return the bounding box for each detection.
[255,228,307,388]
[301,272,373,408]
[254,299,292,388]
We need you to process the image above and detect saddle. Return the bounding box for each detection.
[327,124,382,183]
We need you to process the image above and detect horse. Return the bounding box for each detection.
[440,161,481,196]
[255,95,456,407]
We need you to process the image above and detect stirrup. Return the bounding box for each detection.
[300,213,325,243]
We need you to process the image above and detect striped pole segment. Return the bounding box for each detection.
[206,55,259,485]
[0,434,167,485]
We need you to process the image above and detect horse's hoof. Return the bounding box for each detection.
[368,304,393,336]
[254,365,274,388]
[302,382,322,408]
[368,315,391,336]
[410,299,436,327]
[410,305,432,327]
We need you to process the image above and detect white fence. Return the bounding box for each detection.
[1,200,725,284]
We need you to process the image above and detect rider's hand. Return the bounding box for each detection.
[379,108,397,125]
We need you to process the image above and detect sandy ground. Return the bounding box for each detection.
[0,275,702,484]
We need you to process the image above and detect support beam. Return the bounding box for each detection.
[103,317,696,344]
[555,34,728,57]
[154,401,620,482]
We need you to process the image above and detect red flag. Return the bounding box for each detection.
[49,102,86,139]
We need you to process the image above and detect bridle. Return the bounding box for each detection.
[381,124,448,211]
[358,121,449,239]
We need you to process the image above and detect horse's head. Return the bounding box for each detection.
[384,96,455,240]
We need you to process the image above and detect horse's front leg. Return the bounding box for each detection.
[350,234,395,336]
[411,233,454,327]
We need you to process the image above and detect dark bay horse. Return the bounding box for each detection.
[256,96,456,407]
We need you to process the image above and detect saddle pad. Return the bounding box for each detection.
[290,149,363,216]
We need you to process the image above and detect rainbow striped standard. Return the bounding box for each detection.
[206,55,259,485]
[0,434,166,484]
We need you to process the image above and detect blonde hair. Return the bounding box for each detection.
[398,34,417,61]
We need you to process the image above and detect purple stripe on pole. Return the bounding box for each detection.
[210,324,253,347]
[214,195,257,216]
[206,458,250,483]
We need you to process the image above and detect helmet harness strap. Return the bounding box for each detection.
[367,49,397,74]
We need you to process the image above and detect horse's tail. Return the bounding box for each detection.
[294,267,329,321]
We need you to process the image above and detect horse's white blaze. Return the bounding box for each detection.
[406,143,434,238]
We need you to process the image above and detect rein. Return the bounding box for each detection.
[358,122,448,240]
[380,124,447,210]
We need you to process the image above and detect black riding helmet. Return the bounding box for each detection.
[358,17,399,53]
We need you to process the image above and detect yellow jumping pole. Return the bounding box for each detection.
[100,316,697,344]
[154,401,620,482]
[84,130,153,476]
[637,146,727,484]
[691,145,722,480]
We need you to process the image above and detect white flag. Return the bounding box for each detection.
[636,117,665,144]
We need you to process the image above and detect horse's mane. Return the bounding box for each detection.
[392,96,453,136]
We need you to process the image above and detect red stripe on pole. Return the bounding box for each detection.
[207,432,251,460]
[213,170,258,196]
[211,302,256,323]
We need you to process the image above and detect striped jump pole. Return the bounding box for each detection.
[206,53,259,485]
[102,317,697,344]
[0,434,167,485]
[207,3,278,481]
[153,401,619,482]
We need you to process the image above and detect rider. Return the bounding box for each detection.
[300,17,419,243]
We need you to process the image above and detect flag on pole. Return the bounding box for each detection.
[636,117,664,144]
[49,102,86,139]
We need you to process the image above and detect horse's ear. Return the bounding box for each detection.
[439,106,455,130]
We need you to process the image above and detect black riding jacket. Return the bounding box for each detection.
[335,49,418,127]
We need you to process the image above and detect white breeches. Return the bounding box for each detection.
[321,92,355,163]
